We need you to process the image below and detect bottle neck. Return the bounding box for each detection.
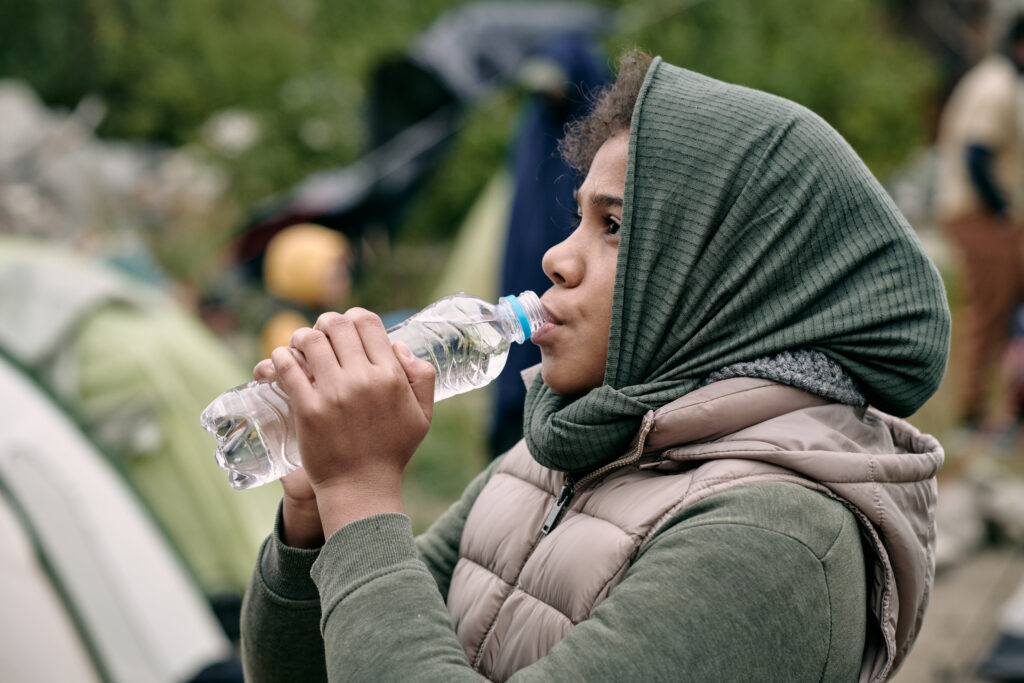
[497,290,546,343]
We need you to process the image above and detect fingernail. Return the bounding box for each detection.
[395,341,414,360]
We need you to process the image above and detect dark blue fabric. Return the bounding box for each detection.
[490,33,610,456]
[966,143,1009,216]
[977,632,1024,681]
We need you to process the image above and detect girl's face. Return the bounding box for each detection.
[533,131,628,397]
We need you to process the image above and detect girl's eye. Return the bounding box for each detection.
[568,210,620,235]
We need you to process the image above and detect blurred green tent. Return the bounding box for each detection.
[0,237,280,600]
[0,352,238,682]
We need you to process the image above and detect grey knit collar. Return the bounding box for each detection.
[700,349,866,406]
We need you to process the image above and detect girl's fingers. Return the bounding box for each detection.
[347,309,397,367]
[290,326,344,383]
[256,349,313,383]
[253,358,276,382]
[394,341,435,420]
[270,346,314,404]
[286,347,315,381]
[315,309,395,369]
[313,313,366,369]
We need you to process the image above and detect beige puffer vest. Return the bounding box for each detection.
[446,377,942,683]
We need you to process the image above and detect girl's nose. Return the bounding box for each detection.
[542,233,583,287]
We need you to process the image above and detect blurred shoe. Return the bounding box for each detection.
[978,633,1024,682]
[979,579,1024,681]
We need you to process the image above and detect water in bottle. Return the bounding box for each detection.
[201,291,546,489]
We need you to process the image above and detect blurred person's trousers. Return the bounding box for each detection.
[944,210,1024,425]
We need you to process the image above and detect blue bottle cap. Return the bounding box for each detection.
[505,294,532,340]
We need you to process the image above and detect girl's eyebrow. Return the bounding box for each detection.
[573,190,624,209]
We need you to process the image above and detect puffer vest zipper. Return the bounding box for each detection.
[446,432,816,681]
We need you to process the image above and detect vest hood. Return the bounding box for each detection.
[641,376,942,682]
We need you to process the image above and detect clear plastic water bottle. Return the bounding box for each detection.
[201,291,546,489]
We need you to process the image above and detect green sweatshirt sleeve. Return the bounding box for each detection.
[308,482,866,682]
[240,506,327,683]
[240,457,502,682]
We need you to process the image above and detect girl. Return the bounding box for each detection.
[241,51,949,682]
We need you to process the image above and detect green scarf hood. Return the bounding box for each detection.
[524,58,951,472]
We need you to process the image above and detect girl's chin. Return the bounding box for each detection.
[538,364,568,396]
[539,362,599,400]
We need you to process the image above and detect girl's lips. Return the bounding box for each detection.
[531,319,559,343]
[531,302,562,343]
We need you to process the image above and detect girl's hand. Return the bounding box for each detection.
[271,308,435,537]
[253,356,322,548]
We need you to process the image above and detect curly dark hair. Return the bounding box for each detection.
[558,49,652,176]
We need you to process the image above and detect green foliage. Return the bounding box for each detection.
[403,391,491,532]
[608,0,937,177]
[0,0,943,523]
[0,0,936,251]
[0,0,476,211]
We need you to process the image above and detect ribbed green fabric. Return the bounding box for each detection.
[525,58,951,472]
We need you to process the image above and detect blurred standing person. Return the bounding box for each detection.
[491,33,609,457]
[937,13,1024,432]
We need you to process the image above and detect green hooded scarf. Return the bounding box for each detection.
[524,57,951,473]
